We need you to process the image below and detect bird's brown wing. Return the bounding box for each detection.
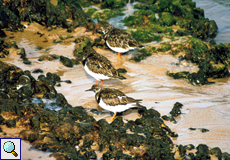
[86,55,121,78]
[100,88,138,106]
[106,29,141,48]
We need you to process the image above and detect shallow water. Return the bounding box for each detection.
[193,0,230,44]
[1,1,230,158]
[21,140,55,160]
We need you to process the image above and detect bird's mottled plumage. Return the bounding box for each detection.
[86,84,141,122]
[97,21,143,53]
[82,46,126,86]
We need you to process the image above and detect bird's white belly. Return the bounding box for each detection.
[106,41,134,53]
[99,99,136,113]
[84,64,110,80]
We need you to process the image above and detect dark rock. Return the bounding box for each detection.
[6,119,16,128]
[46,72,61,84]
[170,102,183,117]
[43,93,56,99]
[31,115,40,129]
[17,86,33,103]
[60,56,73,67]
[161,115,176,123]
[178,144,186,157]
[63,80,72,84]
[36,46,43,50]
[116,68,127,73]
[138,107,161,118]
[56,93,69,107]
[0,30,6,38]
[102,150,114,159]
[0,5,23,31]
[130,48,152,62]
[0,52,6,58]
[101,0,126,9]
[56,83,61,87]
[18,48,26,59]
[188,152,195,159]
[207,20,218,38]
[67,106,95,123]
[195,144,210,159]
[36,73,57,95]
[23,59,32,65]
[200,128,209,133]
[111,116,124,129]
[84,150,97,159]
[0,115,5,125]
[187,70,211,85]
[83,139,94,149]
[71,58,81,65]
[222,152,230,159]
[32,69,43,73]
[209,147,222,159]
[186,144,195,150]
[2,50,9,56]
[115,150,132,159]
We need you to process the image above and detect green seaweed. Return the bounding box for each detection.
[148,22,173,33]
[159,12,176,26]
[123,10,155,27]
[93,9,124,21]
[158,42,171,52]
[101,0,126,9]
[73,37,92,57]
[130,28,162,43]
[85,8,98,17]
[130,48,152,62]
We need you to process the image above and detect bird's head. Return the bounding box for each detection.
[81,46,94,61]
[96,21,114,35]
[86,84,102,93]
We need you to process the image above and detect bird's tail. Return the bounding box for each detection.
[118,75,126,80]
[139,44,144,48]
[136,100,144,108]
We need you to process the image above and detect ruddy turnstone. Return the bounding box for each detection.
[97,21,143,60]
[86,84,142,122]
[82,46,126,86]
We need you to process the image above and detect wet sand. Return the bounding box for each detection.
[2,22,230,158]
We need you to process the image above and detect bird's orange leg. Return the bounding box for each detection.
[107,112,117,122]
[96,80,99,85]
[100,80,104,86]
[118,52,121,60]
[117,52,122,64]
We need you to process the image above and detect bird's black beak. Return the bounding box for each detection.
[85,88,92,91]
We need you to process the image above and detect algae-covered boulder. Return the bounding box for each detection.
[167,38,230,85]
[130,28,162,43]
[159,12,176,26]
[207,20,218,38]
[1,0,95,32]
[93,9,124,21]
[101,0,126,9]
[124,0,218,40]
[85,8,98,17]
[0,4,23,31]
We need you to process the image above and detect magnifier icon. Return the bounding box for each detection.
[3,141,18,157]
